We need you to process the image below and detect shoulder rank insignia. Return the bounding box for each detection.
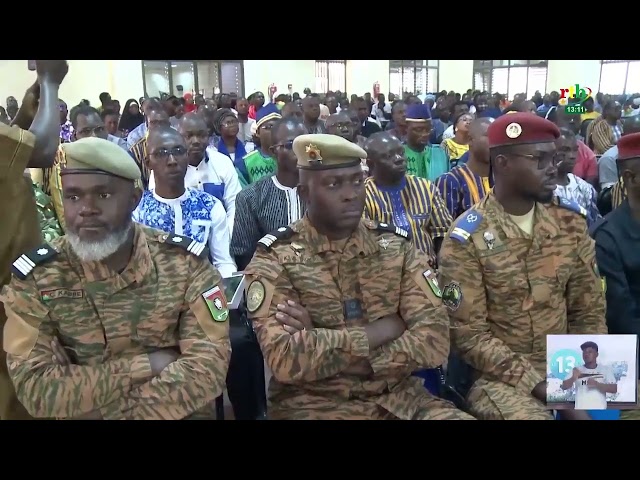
[161,233,208,258]
[556,196,587,217]
[365,219,409,239]
[12,244,58,280]
[450,210,483,243]
[258,226,295,250]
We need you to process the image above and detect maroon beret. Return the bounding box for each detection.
[617,132,640,161]
[487,112,560,148]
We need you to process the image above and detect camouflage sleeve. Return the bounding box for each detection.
[369,243,450,376]
[566,222,607,334]
[0,123,36,182]
[245,249,370,384]
[438,237,544,394]
[1,280,153,419]
[100,257,230,420]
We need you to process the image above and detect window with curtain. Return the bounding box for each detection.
[389,60,439,97]
[142,60,245,98]
[314,61,346,93]
[599,60,640,95]
[473,60,548,99]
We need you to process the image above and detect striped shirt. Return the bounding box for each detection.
[364,174,452,257]
[230,175,306,261]
[612,179,626,209]
[587,117,623,155]
[436,163,491,220]
[129,137,151,189]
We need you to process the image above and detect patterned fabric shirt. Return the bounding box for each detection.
[554,173,601,227]
[59,121,73,143]
[132,188,237,278]
[436,163,491,220]
[364,175,452,258]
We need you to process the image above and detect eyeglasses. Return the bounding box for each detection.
[76,126,106,137]
[328,122,354,130]
[512,153,559,170]
[150,146,188,159]
[270,140,294,153]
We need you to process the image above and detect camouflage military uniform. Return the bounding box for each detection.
[31,180,63,242]
[1,126,42,420]
[245,216,475,420]
[438,192,608,420]
[1,223,231,420]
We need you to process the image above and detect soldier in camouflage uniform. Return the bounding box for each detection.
[1,137,231,420]
[438,113,607,420]
[1,61,69,421]
[244,133,475,420]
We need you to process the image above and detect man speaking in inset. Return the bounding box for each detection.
[561,341,618,410]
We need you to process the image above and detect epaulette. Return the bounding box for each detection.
[161,233,208,259]
[450,210,483,243]
[556,196,587,217]
[364,219,409,239]
[12,244,58,280]
[257,226,295,250]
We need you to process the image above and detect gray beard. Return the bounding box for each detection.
[66,222,133,263]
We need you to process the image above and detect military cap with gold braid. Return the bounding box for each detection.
[293,133,367,170]
[58,137,142,181]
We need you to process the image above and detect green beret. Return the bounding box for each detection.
[293,133,366,170]
[59,137,141,181]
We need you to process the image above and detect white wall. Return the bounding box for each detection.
[243,60,316,98]
[439,60,473,94]
[546,60,601,94]
[0,59,610,110]
[346,60,389,98]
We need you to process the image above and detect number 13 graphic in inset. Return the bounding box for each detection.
[550,349,583,379]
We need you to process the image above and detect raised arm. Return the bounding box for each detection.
[99,257,230,420]
[13,61,69,168]
[368,243,450,377]
[1,278,153,419]
[245,248,370,384]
